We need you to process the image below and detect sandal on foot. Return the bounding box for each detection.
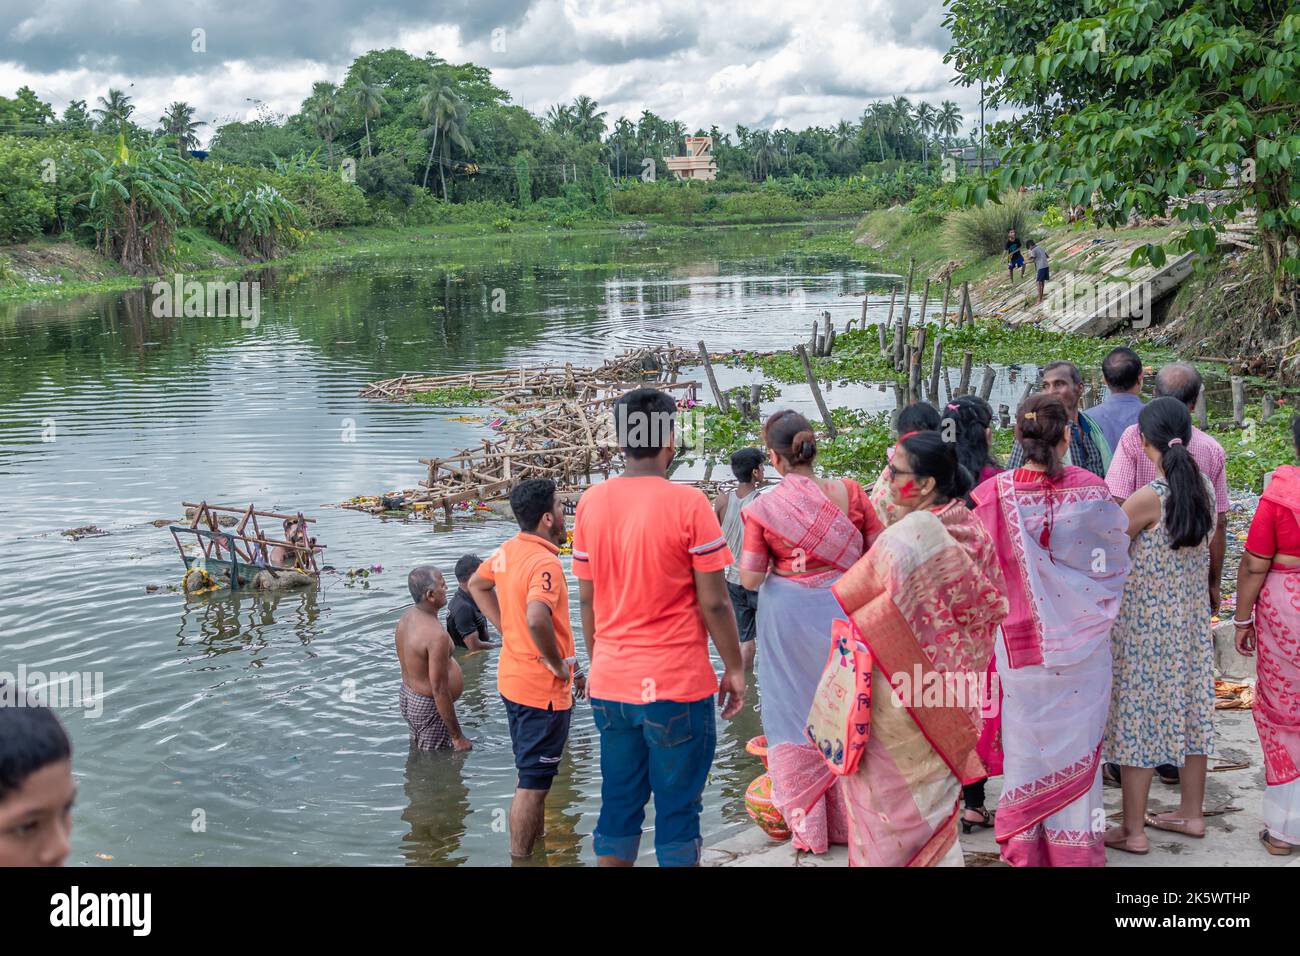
[1144,814,1205,838]
[1156,764,1180,786]
[961,807,995,834]
[1259,829,1294,856]
[1104,827,1148,855]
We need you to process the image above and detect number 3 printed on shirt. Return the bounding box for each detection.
[540,570,552,592]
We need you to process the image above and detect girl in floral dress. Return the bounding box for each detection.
[1103,397,1217,855]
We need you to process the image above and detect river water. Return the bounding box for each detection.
[0,222,1034,866]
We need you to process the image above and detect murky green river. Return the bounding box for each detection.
[0,222,1037,866]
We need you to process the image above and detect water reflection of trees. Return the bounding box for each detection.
[0,223,868,411]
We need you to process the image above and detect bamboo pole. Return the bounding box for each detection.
[697,341,729,414]
[958,350,974,395]
[940,274,952,334]
[895,260,915,370]
[929,334,943,401]
[884,286,897,356]
[979,365,996,401]
[796,344,837,439]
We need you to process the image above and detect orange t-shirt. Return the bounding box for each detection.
[571,476,733,704]
[477,532,575,711]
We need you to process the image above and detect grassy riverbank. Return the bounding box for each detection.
[0,214,863,303]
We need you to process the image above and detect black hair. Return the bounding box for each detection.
[407,565,442,603]
[1042,360,1082,387]
[898,430,974,503]
[763,409,817,466]
[1016,394,1070,476]
[510,478,557,531]
[1138,397,1214,550]
[453,554,482,584]
[1102,347,1142,390]
[729,447,764,484]
[0,686,72,801]
[1154,362,1203,409]
[897,401,941,434]
[613,387,676,460]
[939,395,999,501]
[1292,414,1300,454]
[1026,238,1037,248]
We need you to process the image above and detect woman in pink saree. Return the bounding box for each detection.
[972,395,1130,866]
[831,430,1008,865]
[1233,418,1300,855]
[739,410,883,853]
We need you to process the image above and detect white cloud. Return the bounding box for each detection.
[1,0,986,141]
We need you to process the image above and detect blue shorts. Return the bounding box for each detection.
[1036,266,1050,283]
[590,696,716,867]
[1009,252,1025,268]
[502,696,572,791]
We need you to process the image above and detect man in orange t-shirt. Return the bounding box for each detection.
[573,387,745,868]
[468,478,580,858]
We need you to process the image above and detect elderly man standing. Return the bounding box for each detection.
[1103,362,1229,788]
[1008,360,1112,477]
[1088,347,1146,451]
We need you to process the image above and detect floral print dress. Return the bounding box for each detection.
[1104,478,1216,767]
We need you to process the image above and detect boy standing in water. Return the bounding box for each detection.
[395,566,472,752]
[0,686,76,866]
[713,447,764,672]
[468,478,579,858]
[573,388,746,867]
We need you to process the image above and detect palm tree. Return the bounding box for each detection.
[306,82,342,167]
[890,96,915,159]
[435,98,473,201]
[545,102,575,136]
[864,102,892,161]
[92,89,135,136]
[609,116,636,178]
[751,130,778,181]
[418,74,458,189]
[570,95,607,144]
[914,101,937,164]
[832,119,857,160]
[350,71,387,157]
[158,102,204,158]
[936,100,963,151]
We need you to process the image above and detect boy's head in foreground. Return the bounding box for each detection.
[0,686,75,866]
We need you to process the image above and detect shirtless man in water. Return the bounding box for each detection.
[395,566,472,752]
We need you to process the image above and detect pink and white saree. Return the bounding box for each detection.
[830,501,1008,866]
[1253,468,1300,843]
[742,473,870,852]
[973,467,1130,867]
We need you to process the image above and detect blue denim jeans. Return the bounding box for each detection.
[589,696,716,867]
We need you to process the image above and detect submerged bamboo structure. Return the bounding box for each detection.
[360,346,699,403]
[346,373,702,519]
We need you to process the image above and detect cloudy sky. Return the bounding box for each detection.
[0,0,976,143]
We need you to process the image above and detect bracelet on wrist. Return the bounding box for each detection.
[1232,614,1255,628]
